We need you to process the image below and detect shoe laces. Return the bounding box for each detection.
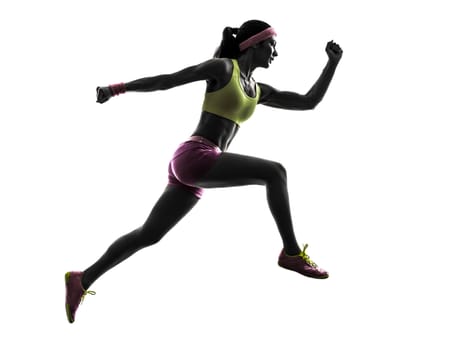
[299,244,318,268]
[80,289,96,304]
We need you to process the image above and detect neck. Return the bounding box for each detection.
[236,53,257,80]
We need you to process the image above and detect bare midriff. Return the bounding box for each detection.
[191,111,240,152]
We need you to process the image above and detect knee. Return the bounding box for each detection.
[269,161,287,183]
[136,226,162,247]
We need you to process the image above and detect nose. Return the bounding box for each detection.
[273,48,278,57]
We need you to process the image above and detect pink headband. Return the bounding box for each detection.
[239,27,277,51]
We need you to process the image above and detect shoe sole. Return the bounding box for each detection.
[278,264,329,279]
[64,272,74,323]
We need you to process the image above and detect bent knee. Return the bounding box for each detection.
[136,226,162,247]
[267,161,287,183]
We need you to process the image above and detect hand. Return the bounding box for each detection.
[326,40,343,64]
[96,86,112,104]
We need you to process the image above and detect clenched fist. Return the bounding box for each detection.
[326,41,343,64]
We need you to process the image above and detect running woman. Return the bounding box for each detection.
[65,20,343,323]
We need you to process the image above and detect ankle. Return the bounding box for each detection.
[285,247,301,256]
[80,272,91,290]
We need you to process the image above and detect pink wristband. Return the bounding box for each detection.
[109,82,126,96]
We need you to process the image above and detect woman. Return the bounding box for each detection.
[65,20,343,323]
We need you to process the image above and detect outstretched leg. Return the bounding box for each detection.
[81,185,198,289]
[195,152,301,256]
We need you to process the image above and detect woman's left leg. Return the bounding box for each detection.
[194,152,329,279]
[195,152,301,255]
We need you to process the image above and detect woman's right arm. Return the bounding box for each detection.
[96,58,227,103]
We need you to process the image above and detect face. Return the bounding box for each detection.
[254,37,278,68]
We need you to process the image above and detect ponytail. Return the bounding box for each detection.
[214,26,240,58]
[213,21,274,58]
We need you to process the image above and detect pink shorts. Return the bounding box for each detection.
[168,136,222,198]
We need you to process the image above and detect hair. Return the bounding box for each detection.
[214,20,272,58]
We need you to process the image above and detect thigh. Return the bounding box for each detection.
[194,152,284,188]
[142,185,199,234]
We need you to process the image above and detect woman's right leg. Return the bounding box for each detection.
[80,184,199,290]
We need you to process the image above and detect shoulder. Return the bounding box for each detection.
[257,82,277,103]
[200,58,234,90]
[194,58,233,79]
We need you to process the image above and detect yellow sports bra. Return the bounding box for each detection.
[202,59,260,125]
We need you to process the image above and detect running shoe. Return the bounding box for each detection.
[65,271,95,323]
[278,244,329,279]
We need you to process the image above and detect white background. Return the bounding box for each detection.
[1,0,467,349]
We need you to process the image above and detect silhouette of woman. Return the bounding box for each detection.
[65,19,343,323]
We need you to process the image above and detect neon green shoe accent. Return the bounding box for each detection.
[66,303,72,322]
[80,289,96,303]
[298,244,318,268]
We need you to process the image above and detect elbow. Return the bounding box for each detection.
[302,92,322,110]
[305,102,316,110]
[157,75,173,91]
[304,98,321,110]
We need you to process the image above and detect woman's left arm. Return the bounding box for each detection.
[258,41,343,110]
